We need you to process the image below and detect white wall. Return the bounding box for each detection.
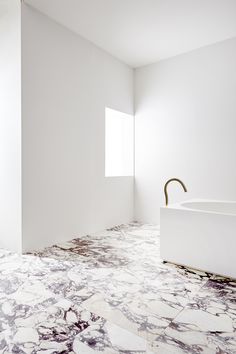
[22,5,134,251]
[135,37,236,223]
[0,0,21,252]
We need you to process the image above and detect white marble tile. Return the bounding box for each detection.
[0,223,235,353]
[73,318,155,353]
[151,277,236,354]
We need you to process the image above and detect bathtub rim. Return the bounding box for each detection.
[161,198,236,216]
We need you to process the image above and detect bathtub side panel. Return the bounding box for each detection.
[160,207,236,278]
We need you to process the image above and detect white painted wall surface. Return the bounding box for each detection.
[135,37,236,223]
[0,0,21,252]
[21,5,134,251]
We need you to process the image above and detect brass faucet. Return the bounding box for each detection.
[164,178,187,206]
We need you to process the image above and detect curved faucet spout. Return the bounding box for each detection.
[164,178,187,206]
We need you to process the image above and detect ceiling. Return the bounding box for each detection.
[24,0,236,68]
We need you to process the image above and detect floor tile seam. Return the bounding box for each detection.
[147,277,212,346]
[79,289,177,344]
[74,300,154,346]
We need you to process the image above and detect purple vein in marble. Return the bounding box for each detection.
[0,223,235,353]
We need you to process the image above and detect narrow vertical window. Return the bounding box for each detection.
[105,107,134,177]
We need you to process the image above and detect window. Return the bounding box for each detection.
[105,107,134,177]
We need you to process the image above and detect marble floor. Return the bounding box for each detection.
[0,223,236,353]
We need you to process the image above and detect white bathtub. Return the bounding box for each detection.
[160,199,236,279]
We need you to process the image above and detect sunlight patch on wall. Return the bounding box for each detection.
[105,107,134,177]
